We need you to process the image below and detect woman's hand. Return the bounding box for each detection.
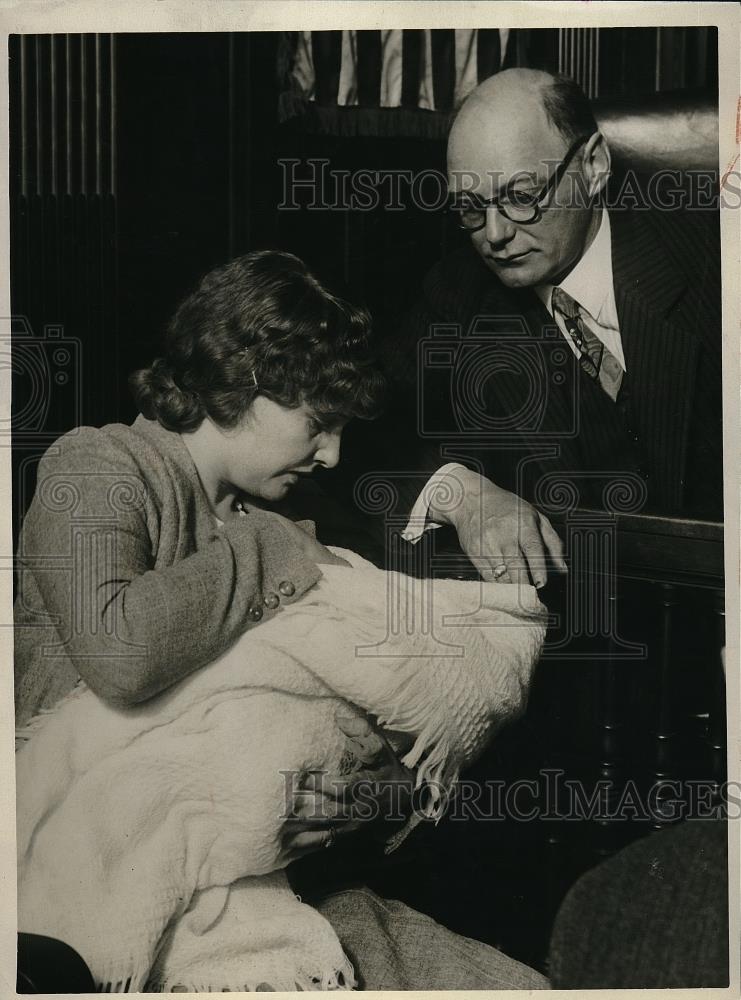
[279,712,415,864]
[279,791,366,866]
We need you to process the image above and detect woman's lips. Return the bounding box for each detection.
[282,468,313,480]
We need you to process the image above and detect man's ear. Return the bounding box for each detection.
[583,132,611,198]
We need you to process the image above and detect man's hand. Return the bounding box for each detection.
[430,468,567,587]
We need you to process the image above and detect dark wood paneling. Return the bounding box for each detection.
[114,31,232,420]
[598,27,658,97]
[9,33,118,542]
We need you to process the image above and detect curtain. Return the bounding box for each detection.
[278,29,513,138]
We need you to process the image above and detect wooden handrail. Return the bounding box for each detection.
[569,509,723,540]
[549,509,725,589]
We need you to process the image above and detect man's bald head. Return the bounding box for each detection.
[447,68,608,289]
[453,69,559,140]
[453,69,597,152]
[449,69,599,186]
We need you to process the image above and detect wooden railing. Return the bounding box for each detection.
[372,508,727,968]
[543,510,725,808]
[555,509,724,586]
[509,511,725,966]
[292,485,727,971]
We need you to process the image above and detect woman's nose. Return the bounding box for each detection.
[316,431,342,469]
[484,205,516,247]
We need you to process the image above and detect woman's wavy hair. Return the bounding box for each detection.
[130,250,386,433]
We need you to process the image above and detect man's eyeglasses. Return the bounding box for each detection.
[450,133,594,231]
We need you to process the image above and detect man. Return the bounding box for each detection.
[304,69,724,978]
[336,67,723,586]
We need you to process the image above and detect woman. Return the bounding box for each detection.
[14,250,547,990]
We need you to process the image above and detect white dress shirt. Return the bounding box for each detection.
[402,209,625,544]
[535,208,626,371]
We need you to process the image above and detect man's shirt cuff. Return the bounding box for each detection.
[400,463,470,543]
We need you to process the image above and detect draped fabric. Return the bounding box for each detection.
[278,29,513,137]
[17,547,546,991]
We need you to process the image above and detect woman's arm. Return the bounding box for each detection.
[16,433,322,707]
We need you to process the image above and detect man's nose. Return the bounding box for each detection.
[316,430,342,469]
[483,206,516,247]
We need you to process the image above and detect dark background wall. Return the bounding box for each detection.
[7,27,718,549]
[8,23,719,565]
[9,27,718,431]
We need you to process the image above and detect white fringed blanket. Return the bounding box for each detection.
[16,549,547,992]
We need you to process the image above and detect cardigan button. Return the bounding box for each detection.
[263,592,280,609]
[278,580,296,597]
[247,605,264,622]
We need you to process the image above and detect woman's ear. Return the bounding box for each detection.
[584,132,611,199]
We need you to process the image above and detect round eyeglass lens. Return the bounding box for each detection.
[499,195,539,223]
[459,206,485,229]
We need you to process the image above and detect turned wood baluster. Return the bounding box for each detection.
[651,582,680,830]
[708,589,727,799]
[591,588,628,861]
[590,523,631,861]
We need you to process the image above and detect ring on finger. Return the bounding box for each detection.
[324,827,337,850]
[493,564,508,580]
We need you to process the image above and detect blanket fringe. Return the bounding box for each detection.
[145,956,357,992]
[373,668,464,820]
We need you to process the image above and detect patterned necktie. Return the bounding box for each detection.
[551,286,624,402]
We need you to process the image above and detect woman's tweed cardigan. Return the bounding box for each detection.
[14,415,321,727]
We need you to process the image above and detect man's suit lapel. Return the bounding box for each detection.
[433,220,700,511]
[610,209,700,511]
[477,279,585,487]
